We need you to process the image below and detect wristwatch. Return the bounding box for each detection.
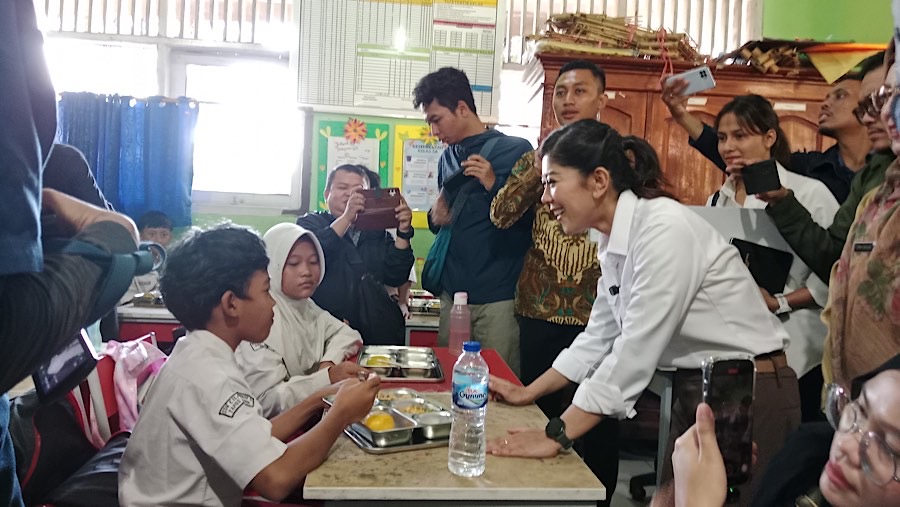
[774,293,792,315]
[396,228,415,240]
[545,417,574,451]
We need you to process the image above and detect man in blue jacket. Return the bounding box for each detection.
[414,67,534,376]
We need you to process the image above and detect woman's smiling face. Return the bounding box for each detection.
[540,154,600,235]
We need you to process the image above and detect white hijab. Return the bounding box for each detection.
[235,223,361,416]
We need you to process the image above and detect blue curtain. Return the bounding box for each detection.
[56,93,199,227]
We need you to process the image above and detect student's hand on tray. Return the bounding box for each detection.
[327,361,371,384]
[331,374,380,424]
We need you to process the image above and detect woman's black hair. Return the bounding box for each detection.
[621,135,676,200]
[714,95,792,171]
[540,120,674,200]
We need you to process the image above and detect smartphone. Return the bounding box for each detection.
[442,169,474,193]
[741,159,781,194]
[666,65,716,96]
[33,329,99,404]
[702,356,756,486]
[355,187,401,230]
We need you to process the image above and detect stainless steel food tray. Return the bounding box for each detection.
[343,424,449,455]
[358,346,444,382]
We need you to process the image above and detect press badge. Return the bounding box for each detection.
[854,242,875,253]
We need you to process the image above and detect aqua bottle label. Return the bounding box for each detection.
[452,376,488,409]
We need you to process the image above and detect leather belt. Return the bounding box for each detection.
[754,350,788,374]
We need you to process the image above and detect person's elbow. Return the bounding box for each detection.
[250,464,300,502]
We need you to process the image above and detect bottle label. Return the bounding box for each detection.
[452,376,487,409]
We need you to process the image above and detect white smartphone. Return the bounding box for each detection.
[665,65,716,96]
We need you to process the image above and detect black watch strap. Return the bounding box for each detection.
[396,228,414,240]
[545,417,574,450]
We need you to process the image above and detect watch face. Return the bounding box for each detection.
[546,417,565,438]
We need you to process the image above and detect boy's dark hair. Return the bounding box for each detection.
[325,164,370,191]
[558,60,607,91]
[412,67,477,115]
[160,224,269,330]
[137,210,173,231]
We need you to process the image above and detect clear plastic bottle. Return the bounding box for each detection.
[448,341,489,477]
[448,292,471,358]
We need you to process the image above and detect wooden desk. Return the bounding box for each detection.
[303,350,599,506]
[304,393,605,506]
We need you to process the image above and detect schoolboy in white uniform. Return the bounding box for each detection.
[118,224,379,507]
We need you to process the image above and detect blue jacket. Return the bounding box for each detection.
[429,129,534,304]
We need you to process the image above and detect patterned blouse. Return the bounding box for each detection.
[490,152,600,326]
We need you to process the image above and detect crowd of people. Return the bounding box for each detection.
[2,1,899,504]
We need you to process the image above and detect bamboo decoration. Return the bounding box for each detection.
[530,13,703,62]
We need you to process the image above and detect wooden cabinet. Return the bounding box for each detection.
[534,54,836,205]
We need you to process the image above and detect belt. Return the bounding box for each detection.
[754,350,788,374]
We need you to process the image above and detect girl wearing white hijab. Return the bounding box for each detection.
[236,223,365,417]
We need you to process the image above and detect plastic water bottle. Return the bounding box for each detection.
[448,341,489,477]
[448,292,471,358]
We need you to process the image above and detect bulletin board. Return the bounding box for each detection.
[293,0,505,122]
[312,113,442,218]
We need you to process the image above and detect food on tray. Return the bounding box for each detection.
[377,390,417,402]
[363,412,395,431]
[366,355,394,367]
[395,404,429,415]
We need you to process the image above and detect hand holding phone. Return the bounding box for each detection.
[741,159,781,195]
[665,65,717,97]
[702,357,755,486]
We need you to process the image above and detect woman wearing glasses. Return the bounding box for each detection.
[670,358,900,507]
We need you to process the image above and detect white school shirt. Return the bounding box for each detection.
[235,299,362,417]
[119,330,287,507]
[552,191,789,419]
[706,163,839,376]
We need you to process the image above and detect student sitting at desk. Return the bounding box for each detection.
[118,224,379,506]
[236,223,368,417]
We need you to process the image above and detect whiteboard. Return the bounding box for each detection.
[292,0,505,122]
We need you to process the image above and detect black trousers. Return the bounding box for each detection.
[519,316,619,507]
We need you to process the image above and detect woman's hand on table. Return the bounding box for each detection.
[488,375,534,405]
[487,428,561,458]
[325,360,370,384]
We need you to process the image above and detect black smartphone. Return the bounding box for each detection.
[741,159,781,194]
[442,169,474,193]
[702,357,756,486]
[32,329,99,404]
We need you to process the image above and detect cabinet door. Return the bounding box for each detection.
[601,90,648,137]
[646,96,730,206]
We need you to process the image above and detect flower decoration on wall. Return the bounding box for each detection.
[344,118,367,144]
[419,126,439,146]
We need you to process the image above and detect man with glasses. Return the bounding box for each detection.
[757,51,895,284]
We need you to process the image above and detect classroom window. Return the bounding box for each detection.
[43,38,158,97]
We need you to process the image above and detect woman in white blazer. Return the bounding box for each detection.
[487,120,800,505]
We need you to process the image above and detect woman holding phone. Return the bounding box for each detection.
[710,95,839,421]
[487,120,800,505]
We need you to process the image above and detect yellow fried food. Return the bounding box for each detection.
[366,355,393,367]
[397,404,429,415]
[363,412,395,431]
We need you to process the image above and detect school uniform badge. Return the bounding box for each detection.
[219,392,255,417]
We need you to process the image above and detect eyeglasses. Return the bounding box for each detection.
[853,85,900,123]
[825,384,900,486]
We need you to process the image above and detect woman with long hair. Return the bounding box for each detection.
[488,120,800,505]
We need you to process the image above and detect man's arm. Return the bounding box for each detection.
[297,213,347,259]
[490,151,541,229]
[381,232,415,287]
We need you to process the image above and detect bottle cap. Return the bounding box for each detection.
[453,292,468,305]
[462,341,480,352]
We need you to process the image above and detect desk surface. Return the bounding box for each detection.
[304,393,605,505]
[117,303,178,323]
